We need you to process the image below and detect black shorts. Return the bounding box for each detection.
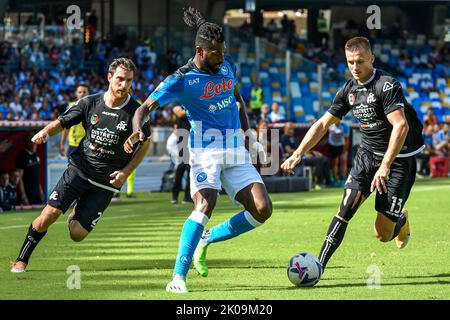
[345,147,417,222]
[328,145,344,159]
[47,165,116,232]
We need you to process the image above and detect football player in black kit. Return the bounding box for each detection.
[11,58,151,273]
[281,37,425,276]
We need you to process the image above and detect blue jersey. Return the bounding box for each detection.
[150,56,241,148]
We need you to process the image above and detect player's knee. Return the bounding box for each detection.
[336,189,364,222]
[69,230,88,242]
[254,198,272,222]
[194,194,217,216]
[69,222,89,242]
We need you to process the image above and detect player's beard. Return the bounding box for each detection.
[113,87,128,100]
[204,59,221,74]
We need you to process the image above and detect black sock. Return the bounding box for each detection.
[390,213,407,240]
[318,217,348,270]
[16,224,47,264]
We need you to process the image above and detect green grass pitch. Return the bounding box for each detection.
[1,178,449,300]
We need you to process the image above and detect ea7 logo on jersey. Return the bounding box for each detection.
[49,191,58,201]
[116,121,127,131]
[383,82,394,92]
[188,78,200,86]
[367,93,376,103]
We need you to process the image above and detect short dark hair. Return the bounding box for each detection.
[345,36,372,53]
[77,83,89,90]
[108,57,137,75]
[183,7,224,49]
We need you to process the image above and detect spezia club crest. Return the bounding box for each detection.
[348,93,355,105]
[91,114,99,125]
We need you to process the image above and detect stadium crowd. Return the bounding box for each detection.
[1,23,449,212]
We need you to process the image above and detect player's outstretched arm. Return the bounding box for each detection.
[111,139,151,188]
[31,120,64,145]
[124,97,159,153]
[281,112,339,173]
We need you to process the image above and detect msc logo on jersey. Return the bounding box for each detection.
[90,114,99,125]
[197,172,208,182]
[348,93,355,105]
[116,121,127,131]
[367,93,376,104]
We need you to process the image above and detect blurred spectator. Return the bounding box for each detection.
[135,40,157,70]
[424,107,438,126]
[432,123,449,156]
[250,83,264,116]
[8,168,29,206]
[268,101,286,123]
[0,171,17,212]
[9,95,23,120]
[87,9,98,40]
[266,19,278,42]
[28,40,45,69]
[166,47,182,74]
[317,12,329,47]
[327,120,350,187]
[280,122,299,157]
[258,103,270,123]
[15,137,44,205]
[302,150,332,188]
[60,84,89,158]
[417,124,434,176]
[419,77,436,93]
[70,38,84,68]
[170,105,192,204]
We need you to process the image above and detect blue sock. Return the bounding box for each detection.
[173,211,209,279]
[206,210,262,244]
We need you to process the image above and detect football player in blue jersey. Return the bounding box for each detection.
[124,7,272,293]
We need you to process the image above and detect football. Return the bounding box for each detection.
[287,252,323,287]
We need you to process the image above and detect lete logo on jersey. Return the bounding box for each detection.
[200,78,234,100]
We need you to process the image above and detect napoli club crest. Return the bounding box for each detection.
[197,172,207,182]
[221,66,228,75]
[348,93,355,105]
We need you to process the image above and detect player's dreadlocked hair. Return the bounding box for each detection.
[183,7,224,48]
